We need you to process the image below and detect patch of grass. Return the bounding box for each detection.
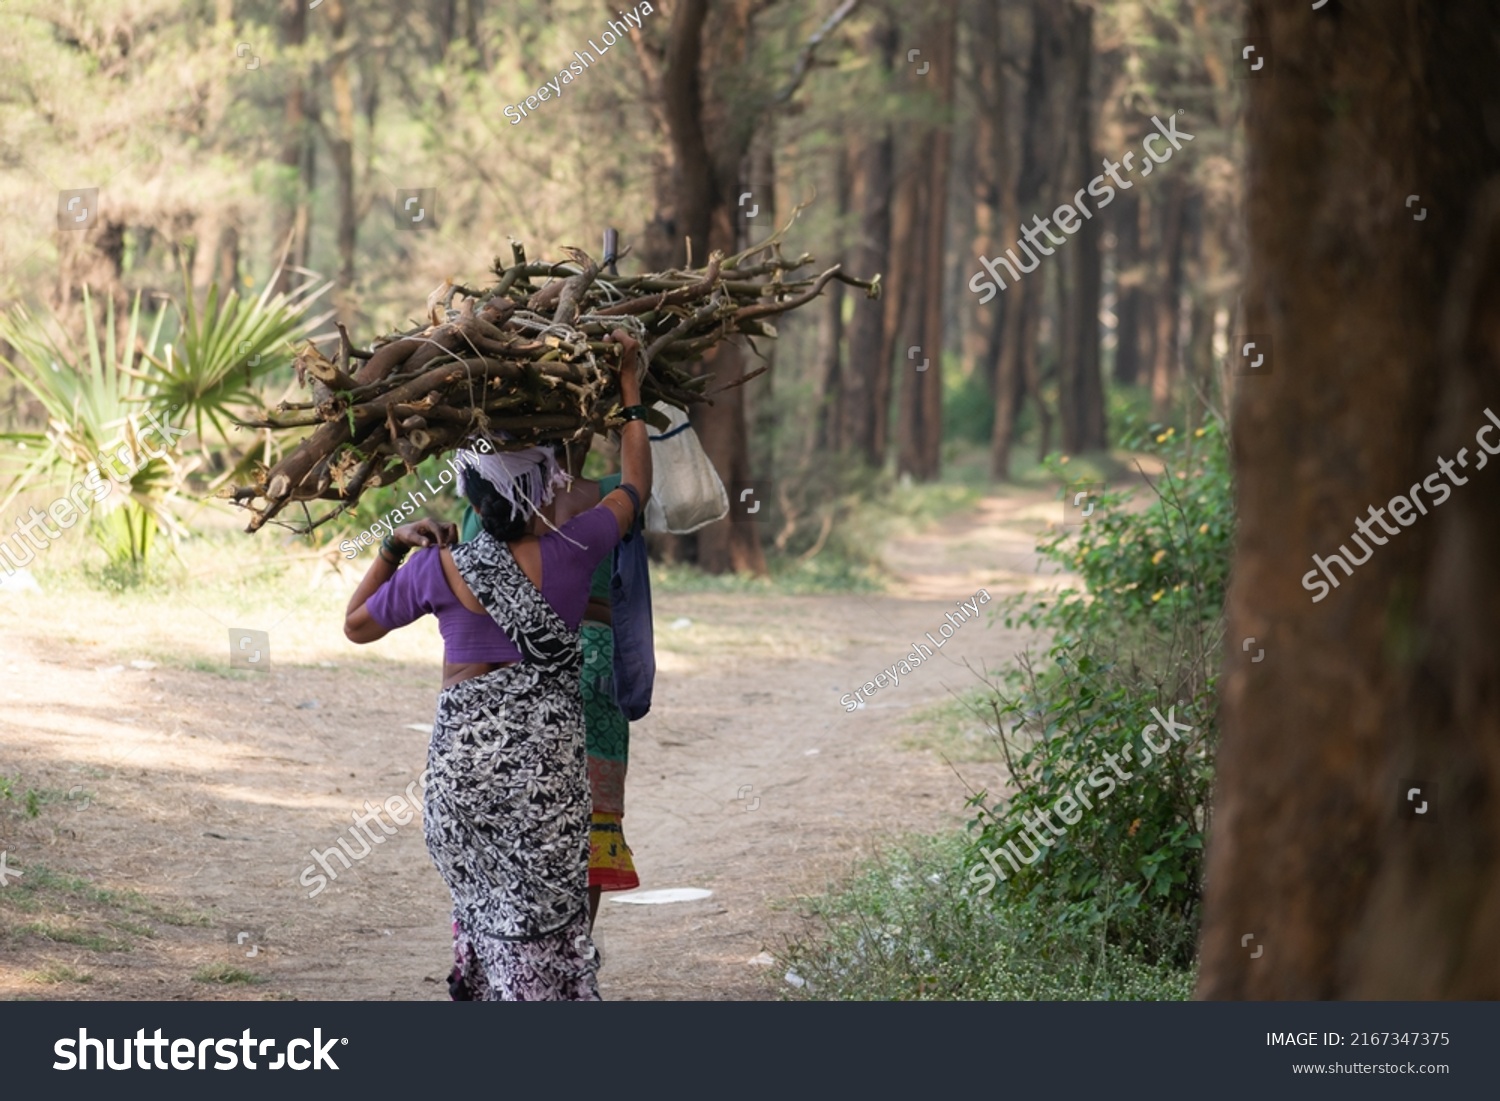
[651,555,883,596]
[0,861,211,965]
[0,774,44,819]
[6,864,210,926]
[106,919,157,938]
[901,688,1008,764]
[192,963,264,985]
[13,922,130,952]
[780,833,1196,1001]
[25,963,92,985]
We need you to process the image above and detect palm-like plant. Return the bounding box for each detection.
[0,287,182,568]
[150,258,335,450]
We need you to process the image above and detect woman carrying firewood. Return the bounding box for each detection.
[461,445,644,927]
[342,329,650,1001]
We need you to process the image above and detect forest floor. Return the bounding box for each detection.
[0,486,1067,1001]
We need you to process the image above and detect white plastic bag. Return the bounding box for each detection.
[644,401,729,534]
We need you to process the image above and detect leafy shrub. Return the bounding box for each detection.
[780,834,1195,1000]
[968,420,1231,967]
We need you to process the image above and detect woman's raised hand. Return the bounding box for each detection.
[604,328,642,401]
[394,519,459,549]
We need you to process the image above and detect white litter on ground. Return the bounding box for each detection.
[607,887,713,905]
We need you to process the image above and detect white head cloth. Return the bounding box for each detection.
[453,443,570,521]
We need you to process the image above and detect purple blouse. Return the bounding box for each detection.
[364,505,621,663]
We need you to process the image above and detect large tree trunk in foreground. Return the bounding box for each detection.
[1198,0,1500,999]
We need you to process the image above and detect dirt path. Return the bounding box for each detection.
[0,488,1062,1001]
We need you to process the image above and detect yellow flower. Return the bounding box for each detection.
[1155,432,1167,443]
[1151,549,1167,565]
[1198,523,1209,535]
[1194,427,1206,438]
[1151,589,1165,602]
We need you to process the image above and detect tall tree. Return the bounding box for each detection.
[965,0,1009,418]
[319,0,359,326]
[990,0,1067,478]
[657,0,765,574]
[1054,0,1105,453]
[1199,0,1500,998]
[816,144,849,452]
[1111,189,1150,386]
[1147,177,1186,421]
[839,11,897,465]
[652,0,861,572]
[270,0,313,297]
[895,1,956,482]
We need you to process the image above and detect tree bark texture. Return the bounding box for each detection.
[1198,0,1500,999]
[1149,175,1186,422]
[841,14,897,466]
[1055,0,1105,454]
[895,2,956,482]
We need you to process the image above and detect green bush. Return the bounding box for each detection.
[780,834,1195,1000]
[968,420,1231,967]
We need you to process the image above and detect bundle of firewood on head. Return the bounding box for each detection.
[230,228,880,535]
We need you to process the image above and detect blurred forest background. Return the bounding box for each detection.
[0,0,1244,578]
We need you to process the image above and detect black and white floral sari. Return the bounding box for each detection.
[424,531,599,1001]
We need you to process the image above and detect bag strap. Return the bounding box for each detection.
[617,482,643,540]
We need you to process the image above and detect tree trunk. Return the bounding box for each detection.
[817,144,849,453]
[659,0,766,575]
[967,0,1009,414]
[271,0,311,295]
[1113,188,1146,386]
[1198,0,1500,999]
[839,19,898,467]
[991,0,1064,477]
[1149,176,1186,422]
[1055,0,1105,453]
[325,0,358,326]
[896,3,956,482]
